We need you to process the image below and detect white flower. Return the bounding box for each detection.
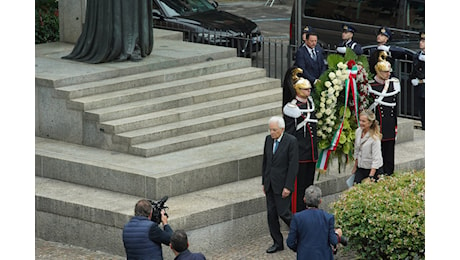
[325,108,332,115]
[317,130,323,137]
[335,70,342,77]
[326,99,333,105]
[335,91,340,97]
[321,91,327,97]
[325,81,332,88]
[328,72,336,80]
[334,85,341,92]
[320,97,326,103]
[332,79,341,85]
[328,87,335,94]
[320,102,325,108]
[340,74,349,81]
[327,127,333,133]
[316,112,323,119]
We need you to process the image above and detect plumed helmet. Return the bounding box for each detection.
[374,51,391,72]
[292,67,312,91]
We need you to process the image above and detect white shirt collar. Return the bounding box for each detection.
[276,132,284,143]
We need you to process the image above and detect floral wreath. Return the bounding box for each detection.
[313,49,373,175]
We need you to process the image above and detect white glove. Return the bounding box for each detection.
[283,100,301,118]
[377,45,390,52]
[411,78,419,86]
[336,47,346,54]
[418,53,425,61]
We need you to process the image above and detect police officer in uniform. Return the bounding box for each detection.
[368,52,400,176]
[368,27,407,75]
[283,68,318,213]
[336,24,363,55]
[410,32,425,130]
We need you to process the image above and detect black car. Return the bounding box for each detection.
[152,0,262,57]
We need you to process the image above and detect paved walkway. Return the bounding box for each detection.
[36,230,357,259]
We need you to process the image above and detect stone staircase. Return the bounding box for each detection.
[35,29,425,259]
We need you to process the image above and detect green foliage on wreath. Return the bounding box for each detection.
[332,170,425,259]
[314,48,373,173]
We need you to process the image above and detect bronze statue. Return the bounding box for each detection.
[63,0,153,63]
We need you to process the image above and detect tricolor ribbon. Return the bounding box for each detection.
[316,65,359,170]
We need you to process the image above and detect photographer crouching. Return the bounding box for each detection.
[122,198,173,259]
[287,185,346,259]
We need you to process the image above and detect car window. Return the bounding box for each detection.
[406,0,425,31]
[157,0,216,17]
[303,0,424,30]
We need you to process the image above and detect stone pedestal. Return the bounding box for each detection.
[59,0,86,43]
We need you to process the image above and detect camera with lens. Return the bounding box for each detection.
[148,196,169,224]
[332,234,348,254]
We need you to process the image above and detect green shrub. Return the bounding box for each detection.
[35,0,59,44]
[332,170,425,259]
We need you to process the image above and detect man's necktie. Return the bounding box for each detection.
[273,140,279,154]
[311,50,316,61]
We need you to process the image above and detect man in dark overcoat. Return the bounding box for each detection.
[262,116,299,254]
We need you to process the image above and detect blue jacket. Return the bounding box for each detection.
[286,208,338,260]
[294,44,327,88]
[123,216,171,260]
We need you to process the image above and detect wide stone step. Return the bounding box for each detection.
[35,127,423,199]
[35,175,265,257]
[81,67,268,121]
[85,77,279,124]
[36,134,268,198]
[64,57,253,110]
[100,88,282,134]
[113,101,280,146]
[36,38,236,89]
[130,118,270,157]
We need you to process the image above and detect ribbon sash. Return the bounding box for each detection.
[317,65,358,170]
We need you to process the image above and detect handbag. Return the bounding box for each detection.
[346,174,355,188]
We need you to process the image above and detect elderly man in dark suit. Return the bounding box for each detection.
[262,116,299,254]
[294,26,327,90]
[286,185,343,260]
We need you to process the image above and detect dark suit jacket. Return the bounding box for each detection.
[294,44,327,87]
[286,208,338,260]
[262,133,299,194]
[410,51,425,98]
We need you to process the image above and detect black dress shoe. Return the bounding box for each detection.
[266,244,284,253]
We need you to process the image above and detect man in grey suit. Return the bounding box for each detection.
[262,116,299,254]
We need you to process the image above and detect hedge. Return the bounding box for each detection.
[332,170,425,259]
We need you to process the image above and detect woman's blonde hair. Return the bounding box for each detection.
[360,109,382,140]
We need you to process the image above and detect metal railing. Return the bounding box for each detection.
[174,28,420,120]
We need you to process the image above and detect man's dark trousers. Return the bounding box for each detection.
[266,186,292,247]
